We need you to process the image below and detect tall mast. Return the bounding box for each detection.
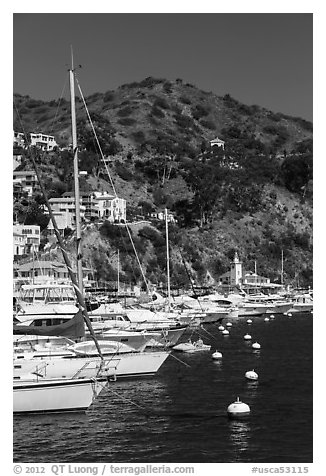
[117,249,120,295]
[69,48,83,297]
[165,208,171,311]
[281,249,284,285]
[254,260,257,291]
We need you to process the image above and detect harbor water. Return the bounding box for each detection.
[13,312,312,463]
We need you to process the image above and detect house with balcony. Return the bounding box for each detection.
[47,196,86,232]
[13,231,27,257]
[80,192,101,221]
[30,133,58,151]
[13,260,70,283]
[13,170,39,197]
[13,224,41,254]
[13,131,25,147]
[93,192,126,223]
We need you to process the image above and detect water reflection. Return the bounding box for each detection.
[228,419,251,460]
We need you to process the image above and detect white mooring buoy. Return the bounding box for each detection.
[226,322,232,327]
[252,342,261,350]
[247,319,252,324]
[212,350,223,360]
[245,369,258,380]
[270,314,275,319]
[244,334,252,340]
[218,325,225,331]
[264,317,270,322]
[287,312,292,317]
[222,329,229,335]
[227,397,251,418]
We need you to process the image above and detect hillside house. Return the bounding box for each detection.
[13,170,39,197]
[30,133,58,151]
[13,260,70,283]
[149,210,176,223]
[13,231,27,257]
[93,192,126,223]
[13,154,23,171]
[13,224,41,254]
[47,196,86,229]
[13,131,25,147]
[46,211,74,235]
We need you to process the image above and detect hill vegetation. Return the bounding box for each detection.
[13,77,313,288]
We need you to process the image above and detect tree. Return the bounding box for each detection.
[24,200,50,230]
[281,154,313,194]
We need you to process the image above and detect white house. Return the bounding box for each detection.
[30,133,58,151]
[13,224,41,254]
[13,154,23,171]
[48,196,86,229]
[93,192,126,222]
[13,131,25,147]
[47,211,74,235]
[13,231,27,257]
[13,170,39,197]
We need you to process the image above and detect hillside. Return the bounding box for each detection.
[13,77,313,288]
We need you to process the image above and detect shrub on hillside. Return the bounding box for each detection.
[163,81,173,93]
[191,104,210,120]
[132,130,146,144]
[153,97,170,109]
[200,119,216,130]
[180,96,191,105]
[103,91,115,102]
[151,106,165,119]
[115,161,134,181]
[117,106,133,117]
[117,117,136,126]
[25,99,44,108]
[174,113,194,129]
[139,77,165,88]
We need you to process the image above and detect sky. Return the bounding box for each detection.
[13,12,313,121]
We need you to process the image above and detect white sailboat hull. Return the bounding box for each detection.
[13,351,170,380]
[13,377,103,414]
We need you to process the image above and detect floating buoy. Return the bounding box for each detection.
[270,314,275,319]
[247,319,252,324]
[226,322,232,327]
[311,310,313,314]
[244,334,252,340]
[245,369,258,380]
[218,325,225,331]
[227,397,250,418]
[212,350,223,360]
[222,329,229,335]
[287,312,292,317]
[252,342,261,350]
[264,317,270,322]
